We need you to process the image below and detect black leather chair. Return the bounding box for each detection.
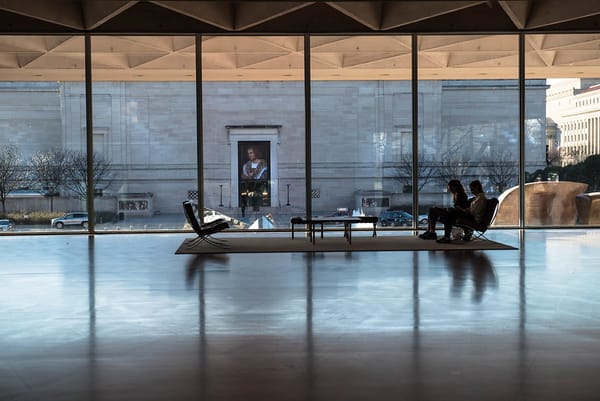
[455,198,499,241]
[182,201,229,248]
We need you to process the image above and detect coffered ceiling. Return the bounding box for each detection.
[1,1,600,81]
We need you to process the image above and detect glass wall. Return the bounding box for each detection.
[417,35,522,231]
[0,35,86,232]
[525,34,600,226]
[310,36,412,225]
[91,36,196,231]
[202,36,306,230]
[3,33,599,234]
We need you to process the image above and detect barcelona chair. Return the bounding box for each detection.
[182,201,229,249]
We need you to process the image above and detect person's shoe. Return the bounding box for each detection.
[419,231,437,240]
[436,236,452,243]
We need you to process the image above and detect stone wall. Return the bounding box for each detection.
[1,80,547,215]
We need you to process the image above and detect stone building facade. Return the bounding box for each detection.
[546,78,600,166]
[1,80,547,216]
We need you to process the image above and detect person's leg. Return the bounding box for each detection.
[420,207,438,238]
[426,207,438,232]
[444,220,454,238]
[420,207,447,239]
[428,207,446,231]
[462,228,473,241]
[457,215,476,241]
[437,208,464,243]
[436,213,455,242]
[445,209,462,237]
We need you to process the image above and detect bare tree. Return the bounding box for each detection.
[0,145,26,214]
[435,152,473,187]
[481,149,518,193]
[29,148,70,212]
[394,152,437,192]
[63,151,114,200]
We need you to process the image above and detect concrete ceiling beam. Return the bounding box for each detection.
[83,1,137,30]
[325,1,383,30]
[0,0,83,29]
[381,1,487,30]
[498,0,532,30]
[526,0,600,29]
[150,1,234,30]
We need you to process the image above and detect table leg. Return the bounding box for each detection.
[348,222,352,244]
[343,222,352,244]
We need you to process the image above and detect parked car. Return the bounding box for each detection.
[51,212,88,229]
[0,219,15,231]
[379,210,412,227]
[379,209,429,226]
[415,213,429,225]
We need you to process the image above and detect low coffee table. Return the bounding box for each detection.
[293,217,362,244]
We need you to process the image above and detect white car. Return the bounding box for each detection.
[51,212,89,229]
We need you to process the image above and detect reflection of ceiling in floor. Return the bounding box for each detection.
[1,1,600,81]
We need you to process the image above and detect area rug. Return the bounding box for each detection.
[175,235,517,254]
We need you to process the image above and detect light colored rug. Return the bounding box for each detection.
[175,235,517,254]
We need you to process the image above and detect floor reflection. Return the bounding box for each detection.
[4,232,600,401]
[185,254,230,289]
[439,251,498,303]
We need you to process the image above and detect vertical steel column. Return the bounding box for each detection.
[304,34,312,219]
[411,34,419,229]
[196,34,205,223]
[519,33,526,228]
[84,34,95,234]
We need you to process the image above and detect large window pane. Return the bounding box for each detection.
[91,36,196,231]
[0,36,86,232]
[202,36,306,230]
[526,34,600,226]
[311,36,412,228]
[418,35,521,229]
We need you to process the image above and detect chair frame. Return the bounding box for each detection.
[182,201,229,249]
[454,197,499,241]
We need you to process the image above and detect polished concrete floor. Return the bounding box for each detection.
[1,230,600,401]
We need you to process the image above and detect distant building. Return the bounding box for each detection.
[546,78,600,166]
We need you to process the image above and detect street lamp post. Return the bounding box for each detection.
[219,184,224,207]
[286,183,290,206]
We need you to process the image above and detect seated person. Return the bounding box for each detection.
[419,179,470,240]
[436,179,487,243]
